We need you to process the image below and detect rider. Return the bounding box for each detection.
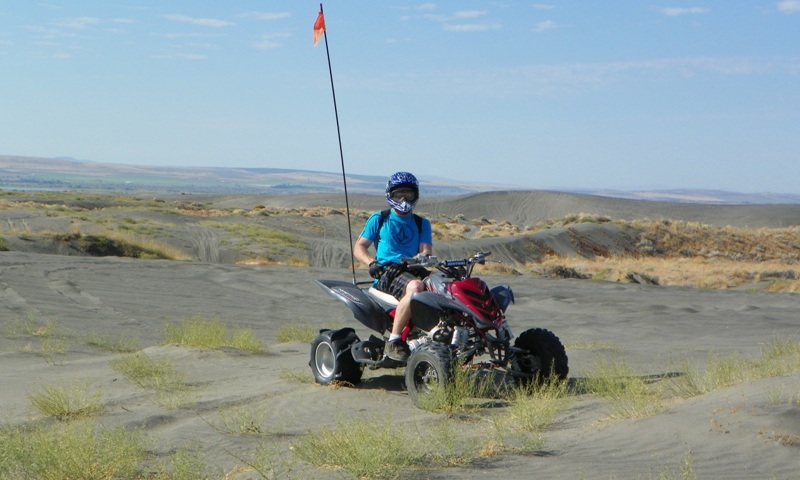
[353,172,433,361]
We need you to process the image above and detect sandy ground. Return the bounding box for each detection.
[2,191,800,478]
[1,248,799,478]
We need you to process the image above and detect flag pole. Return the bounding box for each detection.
[315,4,358,284]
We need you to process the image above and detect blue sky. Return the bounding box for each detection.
[1,2,798,193]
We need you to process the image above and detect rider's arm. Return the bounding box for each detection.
[418,242,432,256]
[353,236,375,266]
[419,218,433,256]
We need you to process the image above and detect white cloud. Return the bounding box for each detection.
[360,56,791,99]
[657,7,710,17]
[454,10,488,19]
[251,32,290,49]
[533,20,559,33]
[54,17,100,29]
[533,4,556,10]
[423,9,498,31]
[153,32,223,39]
[444,23,501,32]
[777,0,800,12]
[164,14,234,28]
[153,53,207,60]
[236,12,291,21]
[252,41,280,49]
[112,18,136,24]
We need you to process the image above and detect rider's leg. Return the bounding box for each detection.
[391,278,425,338]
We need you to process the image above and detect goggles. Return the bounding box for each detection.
[389,188,418,202]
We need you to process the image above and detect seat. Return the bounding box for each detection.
[368,287,399,306]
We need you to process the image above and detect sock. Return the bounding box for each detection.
[388,333,401,343]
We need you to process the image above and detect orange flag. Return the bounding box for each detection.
[313,10,325,47]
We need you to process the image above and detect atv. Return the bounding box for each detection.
[310,251,568,406]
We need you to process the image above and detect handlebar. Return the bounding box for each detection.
[400,251,492,270]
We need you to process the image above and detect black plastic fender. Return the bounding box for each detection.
[409,291,478,331]
[491,285,514,312]
[316,280,390,333]
[318,327,360,352]
[310,327,363,385]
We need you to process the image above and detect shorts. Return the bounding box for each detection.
[380,267,429,300]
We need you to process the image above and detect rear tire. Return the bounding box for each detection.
[309,328,363,386]
[405,343,453,408]
[511,328,568,386]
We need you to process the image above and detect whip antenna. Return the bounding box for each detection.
[315,4,357,284]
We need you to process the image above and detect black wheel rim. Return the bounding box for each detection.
[412,361,438,393]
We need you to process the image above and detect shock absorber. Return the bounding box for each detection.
[408,337,430,351]
[451,326,468,349]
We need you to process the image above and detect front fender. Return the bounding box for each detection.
[316,280,390,333]
[491,285,514,312]
[409,291,477,331]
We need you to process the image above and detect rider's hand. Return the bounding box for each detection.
[378,262,406,291]
[383,262,406,279]
[412,253,430,264]
[368,260,384,279]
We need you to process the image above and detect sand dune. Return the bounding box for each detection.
[1,191,800,478]
[238,190,800,228]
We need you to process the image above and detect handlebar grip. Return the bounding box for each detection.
[443,259,468,267]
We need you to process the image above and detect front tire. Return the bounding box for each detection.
[511,328,568,386]
[309,328,363,386]
[405,343,453,408]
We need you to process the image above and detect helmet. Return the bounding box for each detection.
[385,171,419,214]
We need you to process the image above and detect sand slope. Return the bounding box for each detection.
[2,249,799,478]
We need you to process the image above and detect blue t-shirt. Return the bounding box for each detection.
[360,210,432,264]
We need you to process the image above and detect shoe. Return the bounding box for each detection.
[385,340,410,361]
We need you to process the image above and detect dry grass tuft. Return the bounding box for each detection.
[523,219,800,292]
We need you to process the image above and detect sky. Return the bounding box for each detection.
[1,1,798,193]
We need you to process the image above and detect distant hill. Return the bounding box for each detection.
[0,155,499,196]
[2,155,799,204]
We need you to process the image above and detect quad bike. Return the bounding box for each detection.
[310,251,568,407]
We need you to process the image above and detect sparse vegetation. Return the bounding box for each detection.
[4,189,800,478]
[4,312,58,338]
[51,230,190,260]
[3,314,69,364]
[275,323,317,344]
[110,352,191,408]
[292,415,477,479]
[3,190,799,294]
[0,421,149,480]
[415,364,497,415]
[212,404,284,436]
[197,220,306,262]
[505,377,573,432]
[28,380,104,420]
[668,337,800,398]
[530,218,800,292]
[86,332,140,353]
[580,355,667,420]
[151,448,213,480]
[163,315,266,353]
[5,330,799,479]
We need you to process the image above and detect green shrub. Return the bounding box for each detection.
[28,381,104,420]
[0,421,148,480]
[275,323,316,343]
[86,332,140,353]
[293,416,426,479]
[163,315,266,354]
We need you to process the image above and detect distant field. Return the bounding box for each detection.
[1,189,798,293]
